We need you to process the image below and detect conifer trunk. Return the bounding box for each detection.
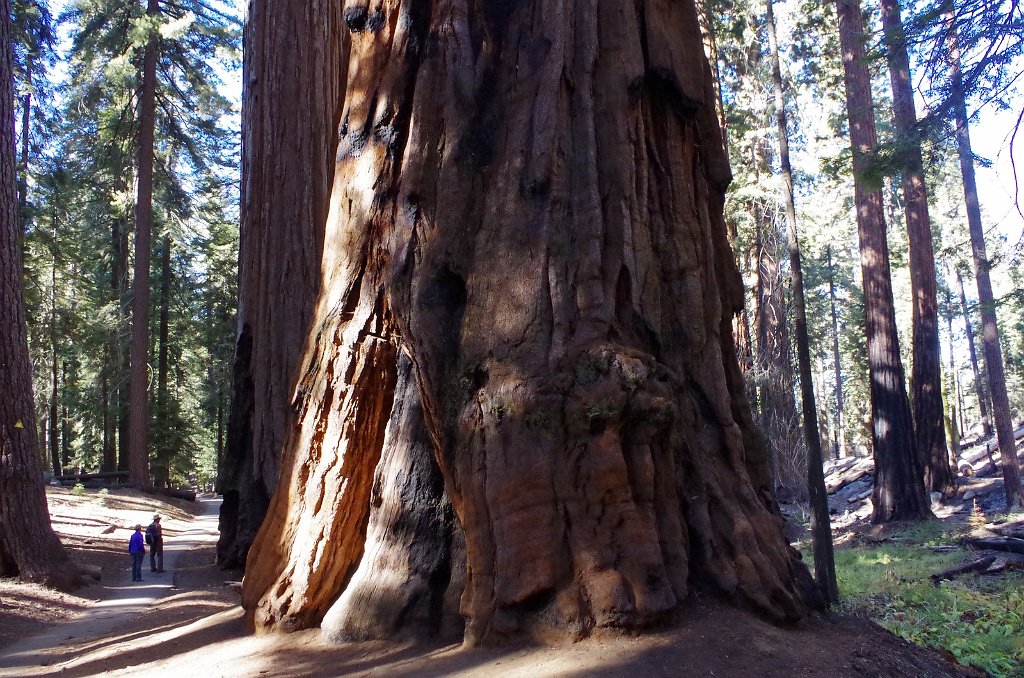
[957,270,990,436]
[127,0,160,489]
[49,259,59,476]
[827,246,846,458]
[836,0,931,521]
[155,234,171,487]
[947,24,1023,509]
[878,0,954,499]
[765,0,836,603]
[239,0,819,645]
[0,0,83,590]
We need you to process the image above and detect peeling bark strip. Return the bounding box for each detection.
[241,0,818,644]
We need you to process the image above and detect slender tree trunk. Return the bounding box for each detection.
[947,23,1023,509]
[61,360,70,470]
[765,0,837,604]
[127,0,160,489]
[879,0,954,498]
[155,234,171,487]
[101,353,114,472]
[957,269,991,436]
[110,207,129,472]
[836,0,931,522]
[827,246,846,459]
[943,297,962,463]
[49,259,59,476]
[0,0,83,590]
[240,0,821,645]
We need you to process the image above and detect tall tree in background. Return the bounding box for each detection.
[878,0,954,498]
[946,19,1023,509]
[126,0,160,489]
[0,0,82,591]
[764,0,837,603]
[836,0,931,522]
[956,269,990,434]
[47,0,239,485]
[827,245,846,458]
[237,0,821,645]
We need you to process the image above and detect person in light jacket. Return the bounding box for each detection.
[129,524,146,582]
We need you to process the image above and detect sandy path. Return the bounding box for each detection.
[0,496,222,677]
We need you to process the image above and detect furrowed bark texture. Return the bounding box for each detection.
[878,0,954,499]
[836,0,931,522]
[216,0,340,567]
[947,24,1023,509]
[0,0,82,591]
[127,0,160,489]
[241,0,817,644]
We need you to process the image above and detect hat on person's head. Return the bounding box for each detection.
[135,524,142,530]
[153,514,161,521]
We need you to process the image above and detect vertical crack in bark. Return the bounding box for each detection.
[241,0,817,645]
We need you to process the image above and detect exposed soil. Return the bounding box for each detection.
[0,486,1000,677]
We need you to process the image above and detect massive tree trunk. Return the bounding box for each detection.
[215,0,336,569]
[879,0,954,499]
[126,0,159,489]
[239,0,820,645]
[947,22,1024,509]
[956,269,990,435]
[0,0,83,590]
[836,0,931,522]
[765,0,836,604]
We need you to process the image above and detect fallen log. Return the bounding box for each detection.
[965,536,1024,555]
[930,556,995,585]
[827,464,873,494]
[151,487,197,502]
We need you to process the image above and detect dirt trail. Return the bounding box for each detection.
[0,496,222,676]
[0,491,985,677]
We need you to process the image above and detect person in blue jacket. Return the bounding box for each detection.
[129,524,146,582]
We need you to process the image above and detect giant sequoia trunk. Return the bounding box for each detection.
[0,0,83,591]
[215,0,337,568]
[836,0,931,522]
[240,0,819,644]
[878,0,954,499]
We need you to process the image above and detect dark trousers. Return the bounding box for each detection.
[150,543,164,571]
[131,552,144,581]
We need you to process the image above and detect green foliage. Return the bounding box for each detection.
[835,540,1024,676]
[71,482,86,496]
[21,0,240,488]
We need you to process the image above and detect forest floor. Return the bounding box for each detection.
[0,479,1018,677]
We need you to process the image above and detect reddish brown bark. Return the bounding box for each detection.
[878,0,955,499]
[240,0,819,645]
[765,0,837,604]
[0,0,83,591]
[836,0,931,522]
[947,22,1024,509]
[127,0,160,489]
[215,0,339,569]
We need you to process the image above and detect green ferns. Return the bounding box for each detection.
[834,542,1024,676]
